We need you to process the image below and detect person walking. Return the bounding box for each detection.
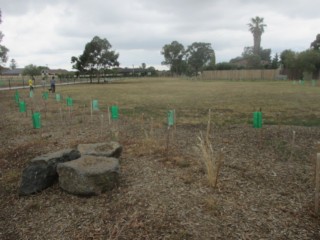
[28,77,34,92]
[50,76,56,93]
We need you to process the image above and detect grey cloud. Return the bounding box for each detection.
[2,0,319,70]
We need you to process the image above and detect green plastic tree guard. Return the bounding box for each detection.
[19,101,26,113]
[253,112,262,128]
[92,100,99,110]
[32,112,41,129]
[42,92,49,100]
[29,91,34,98]
[168,110,175,126]
[55,93,61,102]
[66,97,73,107]
[110,105,119,119]
[14,91,19,103]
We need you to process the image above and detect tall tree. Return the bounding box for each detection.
[186,42,215,74]
[0,9,9,69]
[248,16,267,55]
[297,50,320,78]
[161,41,185,75]
[23,64,42,84]
[10,58,17,69]
[280,50,297,70]
[71,36,119,83]
[280,49,299,79]
[271,53,280,69]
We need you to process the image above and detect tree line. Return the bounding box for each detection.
[280,35,320,79]
[1,9,320,80]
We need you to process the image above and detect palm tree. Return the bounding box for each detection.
[310,34,320,50]
[248,16,267,55]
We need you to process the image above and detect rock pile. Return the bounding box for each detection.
[19,142,122,196]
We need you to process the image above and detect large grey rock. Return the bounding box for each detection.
[57,156,119,196]
[19,149,81,196]
[77,142,122,158]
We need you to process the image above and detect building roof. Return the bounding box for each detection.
[1,68,71,76]
[2,68,24,75]
[47,69,70,75]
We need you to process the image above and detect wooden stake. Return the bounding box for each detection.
[25,100,28,117]
[69,106,71,122]
[82,104,86,123]
[206,109,211,143]
[173,109,176,142]
[174,109,176,131]
[90,99,93,122]
[108,106,111,125]
[150,117,154,138]
[315,153,320,215]
[166,126,170,160]
[60,107,62,122]
[100,114,104,137]
[44,100,47,119]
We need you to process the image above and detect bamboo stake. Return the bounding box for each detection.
[174,109,176,131]
[44,99,47,119]
[68,106,71,123]
[166,126,170,161]
[173,109,176,142]
[108,106,111,125]
[206,109,211,143]
[90,99,93,122]
[150,117,154,138]
[315,153,320,215]
[81,104,85,123]
[59,107,62,122]
[100,114,104,137]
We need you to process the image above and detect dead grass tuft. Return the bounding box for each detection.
[197,109,224,188]
[197,131,224,188]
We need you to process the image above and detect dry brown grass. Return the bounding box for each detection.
[1,78,320,239]
[197,131,224,188]
[197,109,224,187]
[46,77,320,126]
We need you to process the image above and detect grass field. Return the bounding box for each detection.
[46,77,320,126]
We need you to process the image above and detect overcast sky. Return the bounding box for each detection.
[1,0,319,70]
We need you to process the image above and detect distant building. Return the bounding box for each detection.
[1,68,24,76]
[47,69,70,75]
[1,68,70,76]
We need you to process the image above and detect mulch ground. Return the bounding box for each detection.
[1,92,320,239]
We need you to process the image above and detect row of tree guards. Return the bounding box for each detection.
[14,90,122,129]
[292,79,318,86]
[14,90,263,130]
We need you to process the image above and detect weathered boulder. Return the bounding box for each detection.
[19,149,81,196]
[77,142,122,158]
[57,156,119,196]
